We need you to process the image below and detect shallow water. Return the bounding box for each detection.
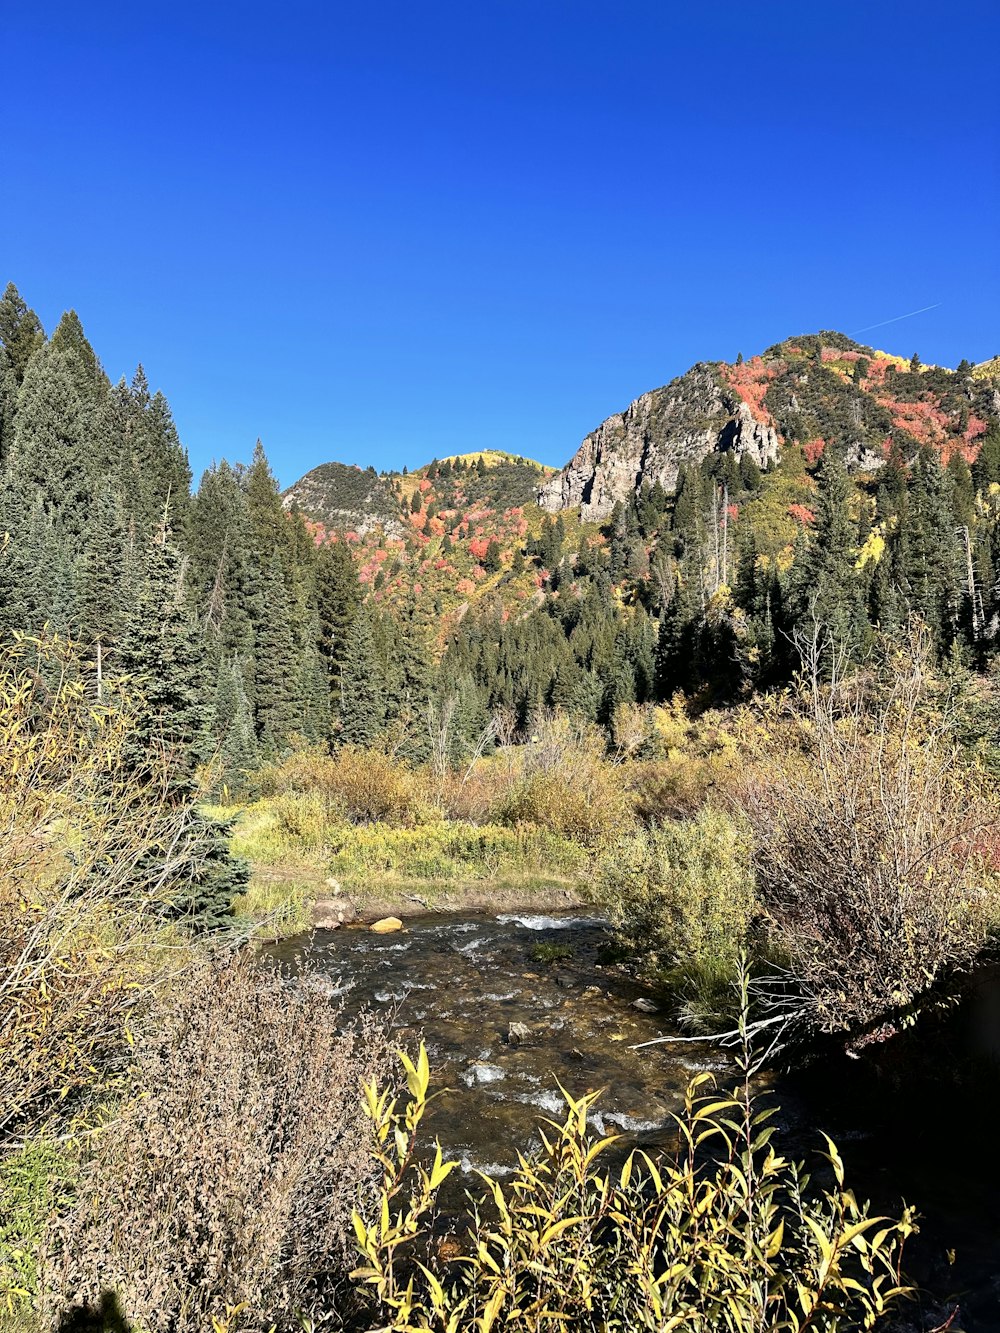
[268,910,733,1175]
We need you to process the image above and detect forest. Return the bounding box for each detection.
[2,281,1000,1331]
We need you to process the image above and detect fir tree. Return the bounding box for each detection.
[339,607,387,746]
[8,342,94,537]
[794,449,867,656]
[0,283,44,386]
[316,539,362,709]
[114,532,247,923]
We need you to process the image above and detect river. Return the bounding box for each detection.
[269,912,1000,1330]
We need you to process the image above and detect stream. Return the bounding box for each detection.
[268,911,1000,1330]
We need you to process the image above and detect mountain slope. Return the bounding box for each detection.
[540,332,1000,520]
[282,462,402,536]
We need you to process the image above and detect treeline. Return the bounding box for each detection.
[440,427,1000,730]
[3,281,1000,811]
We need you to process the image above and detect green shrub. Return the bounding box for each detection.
[213,793,340,867]
[0,1139,73,1317]
[592,807,758,1024]
[531,940,573,965]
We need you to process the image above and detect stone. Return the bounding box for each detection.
[311,894,357,928]
[507,1021,533,1047]
[538,365,780,522]
[632,997,659,1014]
[554,973,576,989]
[370,916,404,934]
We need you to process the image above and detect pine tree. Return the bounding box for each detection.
[0,283,44,386]
[339,607,387,746]
[8,343,94,537]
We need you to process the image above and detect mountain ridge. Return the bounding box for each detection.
[540,332,1000,521]
[284,332,1000,533]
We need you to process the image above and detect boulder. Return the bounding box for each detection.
[311,895,357,928]
[371,916,404,934]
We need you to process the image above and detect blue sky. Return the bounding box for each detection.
[3,1,998,488]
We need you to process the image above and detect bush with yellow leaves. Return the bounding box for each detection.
[354,1029,915,1333]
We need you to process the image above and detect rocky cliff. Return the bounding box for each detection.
[538,364,779,521]
[539,333,1000,520]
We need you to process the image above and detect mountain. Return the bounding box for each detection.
[282,451,555,540]
[282,461,403,536]
[540,332,1000,520]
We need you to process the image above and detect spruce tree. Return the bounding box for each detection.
[8,342,94,537]
[315,539,361,710]
[0,283,44,386]
[253,553,304,755]
[794,449,867,656]
[114,532,247,923]
[50,310,109,403]
[339,607,387,746]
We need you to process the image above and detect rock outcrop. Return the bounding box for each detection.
[538,364,779,521]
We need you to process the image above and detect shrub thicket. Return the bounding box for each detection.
[354,1042,915,1333]
[733,629,1000,1036]
[593,807,758,1024]
[43,952,390,1333]
[0,636,203,1144]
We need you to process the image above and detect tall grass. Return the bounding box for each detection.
[329,820,587,884]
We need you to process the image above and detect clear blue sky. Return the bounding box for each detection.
[3,1,998,488]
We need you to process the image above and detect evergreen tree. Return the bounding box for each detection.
[253,553,305,755]
[339,607,387,746]
[50,310,108,403]
[315,539,362,709]
[794,449,867,655]
[214,655,260,786]
[0,283,44,386]
[114,533,247,923]
[8,342,94,537]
